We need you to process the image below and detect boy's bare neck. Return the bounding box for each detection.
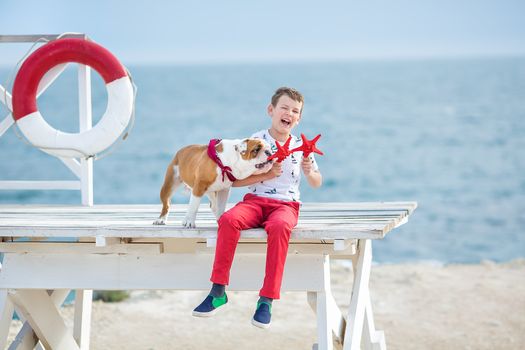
[268,128,290,143]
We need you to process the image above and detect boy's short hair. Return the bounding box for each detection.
[271,87,304,110]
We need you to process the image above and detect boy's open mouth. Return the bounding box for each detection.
[280,118,291,127]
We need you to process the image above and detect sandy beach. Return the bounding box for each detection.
[7,260,525,349]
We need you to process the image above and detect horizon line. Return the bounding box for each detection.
[0,52,524,69]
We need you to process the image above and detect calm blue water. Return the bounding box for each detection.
[1,58,524,263]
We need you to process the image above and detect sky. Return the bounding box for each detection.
[1,0,524,65]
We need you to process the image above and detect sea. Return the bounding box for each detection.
[1,57,524,264]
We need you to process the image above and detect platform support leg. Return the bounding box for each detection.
[0,289,15,349]
[344,239,386,350]
[9,289,70,350]
[9,289,80,350]
[307,255,334,350]
[74,289,93,350]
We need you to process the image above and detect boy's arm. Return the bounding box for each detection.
[301,157,322,188]
[232,162,282,187]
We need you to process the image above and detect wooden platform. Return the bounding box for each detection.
[0,202,417,350]
[0,202,416,239]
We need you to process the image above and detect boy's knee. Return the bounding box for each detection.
[265,219,294,234]
[218,211,239,228]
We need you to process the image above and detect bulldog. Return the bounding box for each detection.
[153,138,273,227]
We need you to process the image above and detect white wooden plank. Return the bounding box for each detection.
[0,213,409,222]
[0,227,387,240]
[0,215,399,224]
[0,209,409,218]
[0,207,415,224]
[0,202,417,213]
[0,253,326,291]
[0,34,86,43]
[0,242,163,255]
[196,242,356,255]
[0,221,391,231]
[0,181,81,190]
[0,205,409,214]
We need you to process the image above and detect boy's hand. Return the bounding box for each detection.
[268,162,283,178]
[301,156,314,175]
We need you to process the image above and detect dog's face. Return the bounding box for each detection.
[236,138,274,174]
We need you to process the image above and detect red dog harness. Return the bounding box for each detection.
[207,139,237,182]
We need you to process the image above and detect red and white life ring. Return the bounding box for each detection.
[12,38,134,158]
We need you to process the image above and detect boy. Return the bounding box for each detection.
[193,87,322,328]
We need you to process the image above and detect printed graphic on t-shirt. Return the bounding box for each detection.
[248,129,319,202]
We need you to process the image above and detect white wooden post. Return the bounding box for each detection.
[0,289,15,350]
[0,84,14,137]
[78,64,93,206]
[344,239,371,350]
[362,298,386,350]
[349,241,386,350]
[316,255,334,350]
[76,63,94,350]
[344,239,386,350]
[307,255,337,350]
[73,290,93,350]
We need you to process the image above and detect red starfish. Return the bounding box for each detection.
[291,134,324,158]
[267,135,292,163]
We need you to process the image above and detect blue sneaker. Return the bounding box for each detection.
[251,301,272,329]
[192,293,228,317]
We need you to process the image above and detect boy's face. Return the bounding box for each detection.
[267,95,303,136]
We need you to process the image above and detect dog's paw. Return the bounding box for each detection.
[181,218,196,228]
[153,217,167,225]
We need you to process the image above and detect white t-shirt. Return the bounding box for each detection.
[248,129,319,202]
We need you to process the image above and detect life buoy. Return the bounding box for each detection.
[12,38,134,158]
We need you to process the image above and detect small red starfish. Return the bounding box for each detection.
[267,135,293,163]
[291,134,324,158]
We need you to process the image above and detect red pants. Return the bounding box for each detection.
[211,194,300,299]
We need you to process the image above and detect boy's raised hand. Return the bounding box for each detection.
[301,156,314,175]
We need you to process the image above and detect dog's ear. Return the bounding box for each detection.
[236,139,248,155]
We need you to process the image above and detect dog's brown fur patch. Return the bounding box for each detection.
[158,145,219,218]
[174,145,218,196]
[241,139,264,161]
